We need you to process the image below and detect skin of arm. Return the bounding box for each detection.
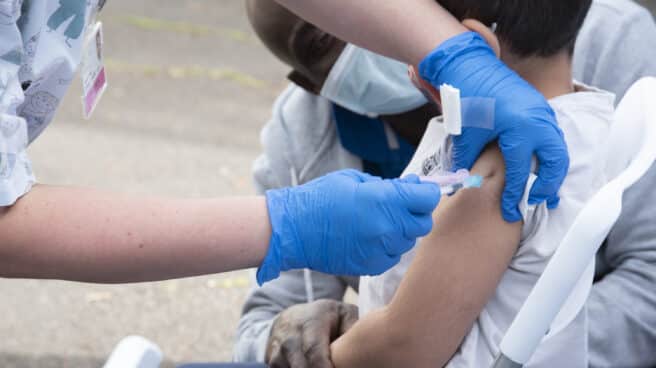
[273,0,466,65]
[330,146,522,368]
[0,185,271,283]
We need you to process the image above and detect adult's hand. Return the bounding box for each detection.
[257,170,441,284]
[418,32,569,222]
[266,300,358,368]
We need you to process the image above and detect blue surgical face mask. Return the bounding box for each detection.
[319,44,428,117]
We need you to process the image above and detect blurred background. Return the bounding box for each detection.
[0,1,655,367]
[639,0,656,12]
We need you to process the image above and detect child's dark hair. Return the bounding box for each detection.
[439,0,592,57]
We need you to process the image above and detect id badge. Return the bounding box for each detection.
[80,21,107,119]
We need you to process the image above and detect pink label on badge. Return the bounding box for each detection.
[81,21,106,119]
[83,66,106,118]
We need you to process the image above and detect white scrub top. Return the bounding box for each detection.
[0,0,101,206]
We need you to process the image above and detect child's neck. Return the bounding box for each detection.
[503,52,574,100]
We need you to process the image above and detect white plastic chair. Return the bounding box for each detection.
[492,77,656,368]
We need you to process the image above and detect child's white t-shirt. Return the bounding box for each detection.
[359,83,615,367]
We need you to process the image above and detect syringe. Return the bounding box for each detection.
[420,169,483,196]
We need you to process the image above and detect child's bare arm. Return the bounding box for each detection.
[331,146,522,368]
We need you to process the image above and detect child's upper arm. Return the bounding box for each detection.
[387,144,522,365]
[331,145,523,368]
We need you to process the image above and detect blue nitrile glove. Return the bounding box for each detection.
[419,32,569,222]
[257,169,441,285]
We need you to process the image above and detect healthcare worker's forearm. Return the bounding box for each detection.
[0,185,271,283]
[274,0,466,65]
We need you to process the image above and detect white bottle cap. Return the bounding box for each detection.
[103,335,163,368]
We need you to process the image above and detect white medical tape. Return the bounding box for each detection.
[461,97,496,130]
[440,84,496,134]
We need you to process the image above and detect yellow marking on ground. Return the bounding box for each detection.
[85,291,113,303]
[105,59,267,89]
[206,276,251,289]
[116,15,256,44]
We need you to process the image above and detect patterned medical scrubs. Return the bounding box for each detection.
[0,0,102,205]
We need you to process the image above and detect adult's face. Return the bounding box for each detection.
[246,0,346,94]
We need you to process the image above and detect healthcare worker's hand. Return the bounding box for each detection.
[266,300,358,368]
[257,169,440,284]
[418,32,569,222]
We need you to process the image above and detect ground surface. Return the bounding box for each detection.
[1,1,655,367]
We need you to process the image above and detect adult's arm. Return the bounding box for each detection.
[273,0,466,65]
[330,146,522,367]
[0,169,439,284]
[0,185,271,283]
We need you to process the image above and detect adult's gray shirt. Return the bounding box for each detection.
[234,1,656,366]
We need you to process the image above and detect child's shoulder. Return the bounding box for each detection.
[548,82,615,119]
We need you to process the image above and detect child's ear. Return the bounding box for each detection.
[462,19,501,59]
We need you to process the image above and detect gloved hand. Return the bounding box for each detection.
[418,32,569,222]
[257,169,440,285]
[266,300,358,368]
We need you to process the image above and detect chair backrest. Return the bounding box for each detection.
[495,77,656,367]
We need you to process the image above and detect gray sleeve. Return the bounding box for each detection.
[573,1,656,366]
[233,270,351,362]
[574,0,656,101]
[587,162,656,367]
